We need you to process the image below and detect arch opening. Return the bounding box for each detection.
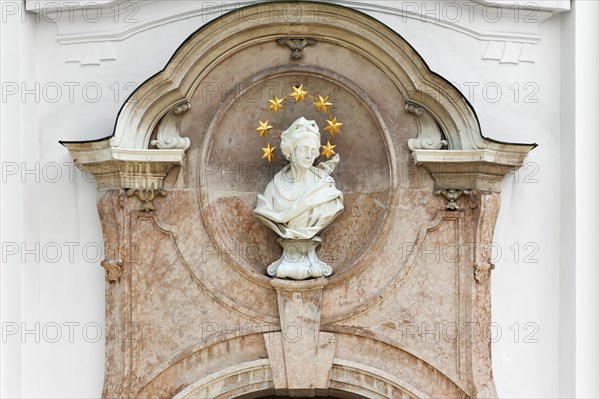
[236,392,367,399]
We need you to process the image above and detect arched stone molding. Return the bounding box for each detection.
[171,359,275,399]
[62,1,535,192]
[169,358,429,399]
[137,332,466,399]
[102,1,522,153]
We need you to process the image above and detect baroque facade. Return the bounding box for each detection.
[1,1,598,398]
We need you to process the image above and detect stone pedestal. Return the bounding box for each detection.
[267,238,333,280]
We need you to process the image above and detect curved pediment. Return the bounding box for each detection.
[108,1,495,151]
[62,1,534,193]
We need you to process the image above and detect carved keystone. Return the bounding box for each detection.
[277,38,316,59]
[264,278,336,397]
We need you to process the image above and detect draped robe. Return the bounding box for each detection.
[254,165,344,239]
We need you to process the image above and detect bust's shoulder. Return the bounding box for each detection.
[273,165,291,179]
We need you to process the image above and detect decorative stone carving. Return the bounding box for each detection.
[405,90,536,194]
[474,261,496,283]
[266,238,333,280]
[100,259,123,282]
[126,188,167,212]
[150,101,191,150]
[254,117,344,280]
[434,189,472,210]
[276,38,316,59]
[468,191,502,396]
[60,88,190,191]
[411,147,536,192]
[407,102,448,150]
[407,95,537,192]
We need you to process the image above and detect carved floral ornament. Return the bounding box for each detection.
[58,2,537,397]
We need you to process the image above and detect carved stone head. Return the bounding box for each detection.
[280,117,321,162]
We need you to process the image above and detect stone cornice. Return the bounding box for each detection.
[24,0,568,49]
[413,148,533,166]
[24,0,571,14]
[412,148,535,192]
[474,0,569,12]
[60,139,184,190]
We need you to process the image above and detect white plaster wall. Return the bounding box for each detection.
[1,1,597,398]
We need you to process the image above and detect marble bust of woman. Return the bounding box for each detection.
[254,117,344,279]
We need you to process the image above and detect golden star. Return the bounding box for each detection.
[290,85,309,102]
[324,116,343,138]
[321,141,336,159]
[256,120,273,137]
[268,96,285,113]
[313,95,333,113]
[262,143,277,162]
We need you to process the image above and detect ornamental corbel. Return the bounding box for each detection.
[59,141,185,191]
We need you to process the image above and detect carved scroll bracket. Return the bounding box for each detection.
[277,37,316,59]
[407,102,448,151]
[150,101,191,150]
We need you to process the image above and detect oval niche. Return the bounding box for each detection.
[197,67,394,282]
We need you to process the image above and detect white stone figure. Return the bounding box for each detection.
[254,117,344,280]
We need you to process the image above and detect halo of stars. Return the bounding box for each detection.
[255,85,343,163]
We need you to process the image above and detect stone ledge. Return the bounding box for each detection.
[60,138,184,190]
[270,277,329,292]
[412,147,536,192]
